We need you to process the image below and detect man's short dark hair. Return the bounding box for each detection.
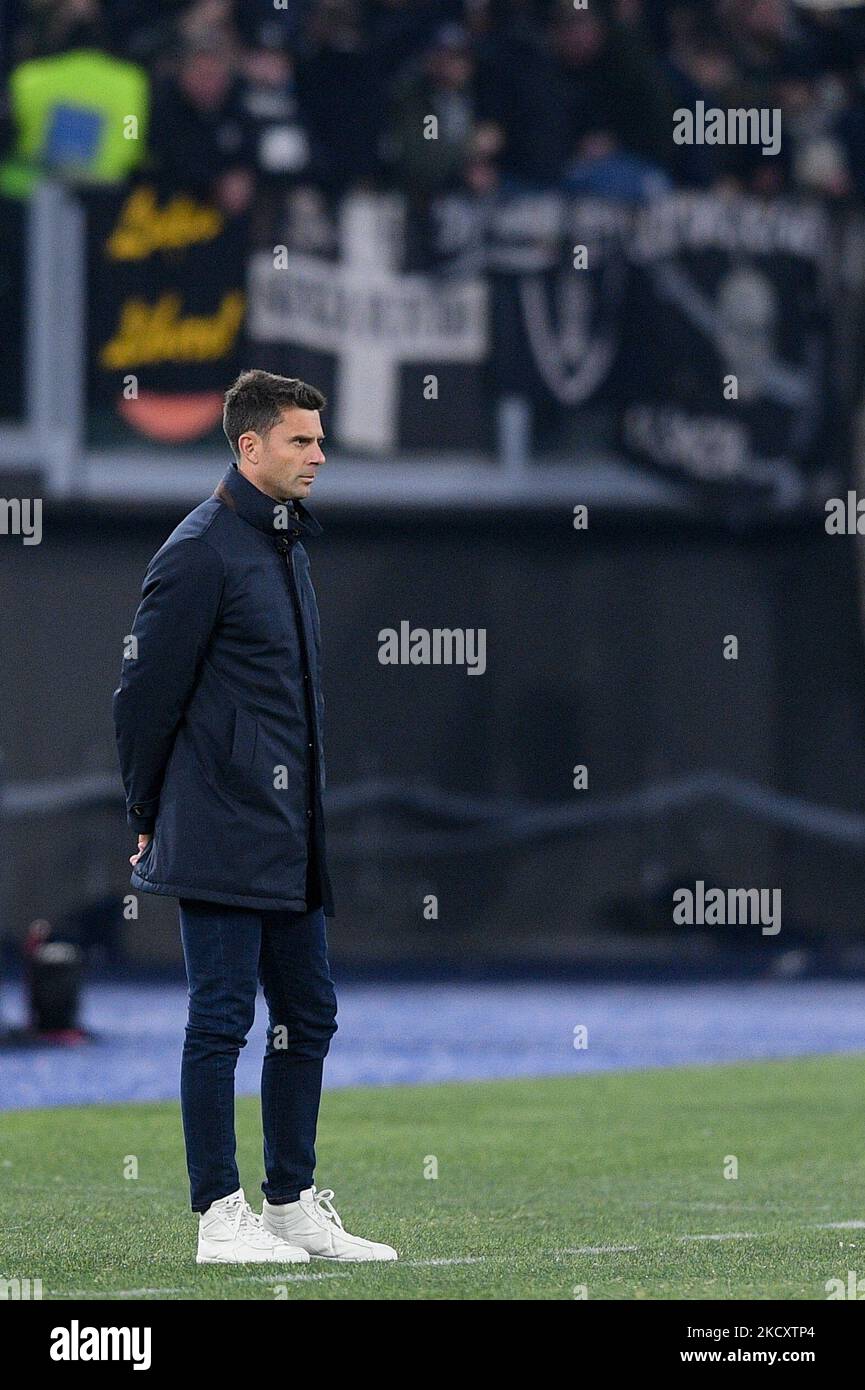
[223,369,327,465]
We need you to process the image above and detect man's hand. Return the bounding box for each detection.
[130,834,152,866]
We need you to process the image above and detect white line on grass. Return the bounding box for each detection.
[403,1256,487,1267]
[61,1288,193,1298]
[232,1271,355,1282]
[555,1246,639,1255]
[678,1232,757,1242]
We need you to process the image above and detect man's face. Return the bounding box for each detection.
[180,52,232,111]
[239,407,325,501]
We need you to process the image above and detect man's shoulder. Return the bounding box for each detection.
[147,497,233,575]
[164,496,222,546]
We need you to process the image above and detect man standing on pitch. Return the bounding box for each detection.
[113,369,397,1265]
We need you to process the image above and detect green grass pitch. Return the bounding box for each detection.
[1,1054,863,1300]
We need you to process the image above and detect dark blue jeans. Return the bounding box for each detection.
[178,898,338,1214]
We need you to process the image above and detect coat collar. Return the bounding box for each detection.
[213,465,323,540]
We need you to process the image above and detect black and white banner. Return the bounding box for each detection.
[486,196,630,413]
[248,193,490,453]
[247,192,630,453]
[78,184,850,493]
[620,193,832,499]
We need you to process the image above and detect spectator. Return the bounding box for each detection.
[239,39,310,184]
[148,35,256,215]
[383,23,487,196]
[666,22,740,186]
[0,11,149,199]
[294,0,384,193]
[476,0,675,192]
[474,1,566,189]
[549,2,676,181]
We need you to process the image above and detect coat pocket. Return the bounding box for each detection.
[229,706,258,772]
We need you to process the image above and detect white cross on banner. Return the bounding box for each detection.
[248,193,488,451]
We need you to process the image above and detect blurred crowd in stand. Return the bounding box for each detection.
[2,0,865,214]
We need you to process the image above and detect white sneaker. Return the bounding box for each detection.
[262,1185,398,1261]
[196,1187,311,1264]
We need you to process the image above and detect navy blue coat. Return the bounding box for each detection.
[113,464,334,915]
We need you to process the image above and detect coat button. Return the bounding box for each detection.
[306,808,313,818]
[133,805,143,815]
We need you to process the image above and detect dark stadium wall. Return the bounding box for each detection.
[2,500,865,971]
